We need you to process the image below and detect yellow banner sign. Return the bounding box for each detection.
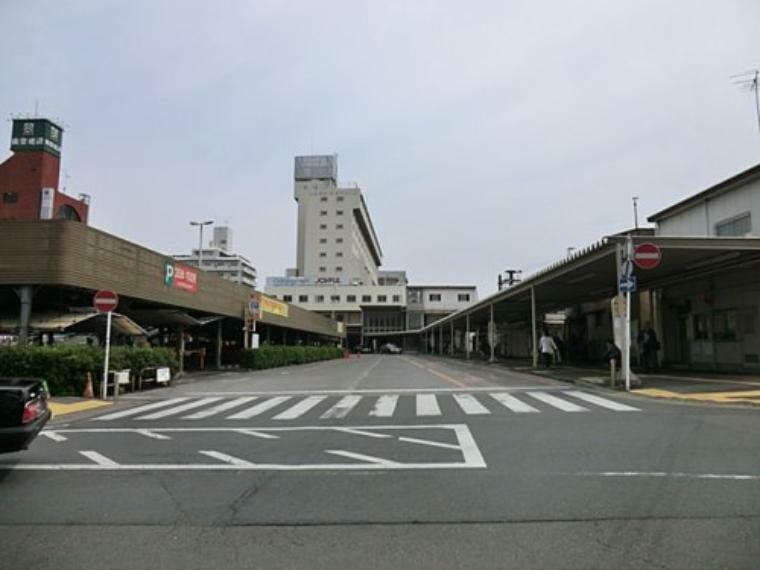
[260,295,289,319]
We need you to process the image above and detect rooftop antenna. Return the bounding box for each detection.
[731,69,760,132]
[632,196,639,229]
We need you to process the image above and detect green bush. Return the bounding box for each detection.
[0,345,179,397]
[240,345,342,370]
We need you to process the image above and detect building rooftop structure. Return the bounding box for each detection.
[648,162,760,222]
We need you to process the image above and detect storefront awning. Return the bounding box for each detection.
[0,311,147,336]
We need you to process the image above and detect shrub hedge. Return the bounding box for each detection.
[0,345,178,396]
[240,345,342,370]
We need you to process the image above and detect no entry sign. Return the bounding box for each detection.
[633,243,661,270]
[93,290,119,313]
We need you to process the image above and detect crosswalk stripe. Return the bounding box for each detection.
[137,397,224,420]
[453,393,490,415]
[416,394,441,416]
[369,395,398,417]
[320,395,362,419]
[566,391,640,411]
[490,392,539,413]
[527,391,588,412]
[95,398,190,421]
[273,395,327,420]
[183,397,258,419]
[226,396,292,419]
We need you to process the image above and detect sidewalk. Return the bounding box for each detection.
[516,362,760,406]
[423,353,760,407]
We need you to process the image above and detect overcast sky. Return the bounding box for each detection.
[2,1,760,296]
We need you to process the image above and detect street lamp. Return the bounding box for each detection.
[190,220,213,269]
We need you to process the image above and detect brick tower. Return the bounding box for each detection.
[0,117,89,222]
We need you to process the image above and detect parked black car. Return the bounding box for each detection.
[0,378,51,454]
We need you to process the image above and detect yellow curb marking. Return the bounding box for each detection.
[48,400,113,416]
[634,388,760,404]
[401,356,471,389]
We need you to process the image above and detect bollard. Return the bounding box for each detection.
[610,360,616,389]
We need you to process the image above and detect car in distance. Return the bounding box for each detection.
[380,343,403,354]
[0,378,52,454]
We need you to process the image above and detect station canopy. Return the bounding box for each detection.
[421,235,760,330]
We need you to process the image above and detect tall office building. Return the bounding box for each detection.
[267,155,478,349]
[292,155,382,285]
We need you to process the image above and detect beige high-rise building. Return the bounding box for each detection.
[292,155,382,285]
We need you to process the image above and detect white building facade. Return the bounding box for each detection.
[175,226,257,288]
[266,155,478,348]
[647,163,760,371]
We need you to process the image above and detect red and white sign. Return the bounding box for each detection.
[93,290,119,313]
[633,243,662,270]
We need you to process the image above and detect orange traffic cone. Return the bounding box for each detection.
[83,372,94,399]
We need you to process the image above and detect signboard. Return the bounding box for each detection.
[248,296,260,319]
[249,293,289,319]
[633,243,662,270]
[261,295,289,318]
[93,290,119,313]
[619,275,637,294]
[164,260,198,293]
[266,276,347,287]
[611,295,626,318]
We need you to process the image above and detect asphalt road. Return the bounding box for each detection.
[2,354,759,569]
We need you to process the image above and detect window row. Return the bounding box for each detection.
[280,294,401,304]
[320,196,345,202]
[319,223,344,230]
[319,210,344,216]
[426,293,471,302]
[319,238,344,244]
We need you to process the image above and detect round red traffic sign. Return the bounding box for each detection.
[93,290,119,313]
[633,243,661,270]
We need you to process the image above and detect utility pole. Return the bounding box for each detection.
[190,220,213,269]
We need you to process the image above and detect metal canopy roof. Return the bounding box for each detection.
[421,236,760,331]
[0,311,147,336]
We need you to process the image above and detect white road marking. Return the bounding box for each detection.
[137,397,224,420]
[324,449,400,466]
[452,393,490,415]
[182,396,257,419]
[320,395,362,419]
[349,355,384,389]
[186,386,563,396]
[369,394,398,417]
[198,450,255,466]
[273,395,327,420]
[226,396,292,419]
[135,429,171,440]
[332,427,392,438]
[235,429,280,439]
[40,431,67,442]
[416,394,441,416]
[527,391,588,412]
[398,436,461,450]
[490,392,539,413]
[94,398,190,421]
[566,391,640,411]
[579,471,760,481]
[79,451,120,467]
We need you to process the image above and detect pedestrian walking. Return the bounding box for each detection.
[538,330,558,368]
[603,340,622,382]
[641,327,660,373]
